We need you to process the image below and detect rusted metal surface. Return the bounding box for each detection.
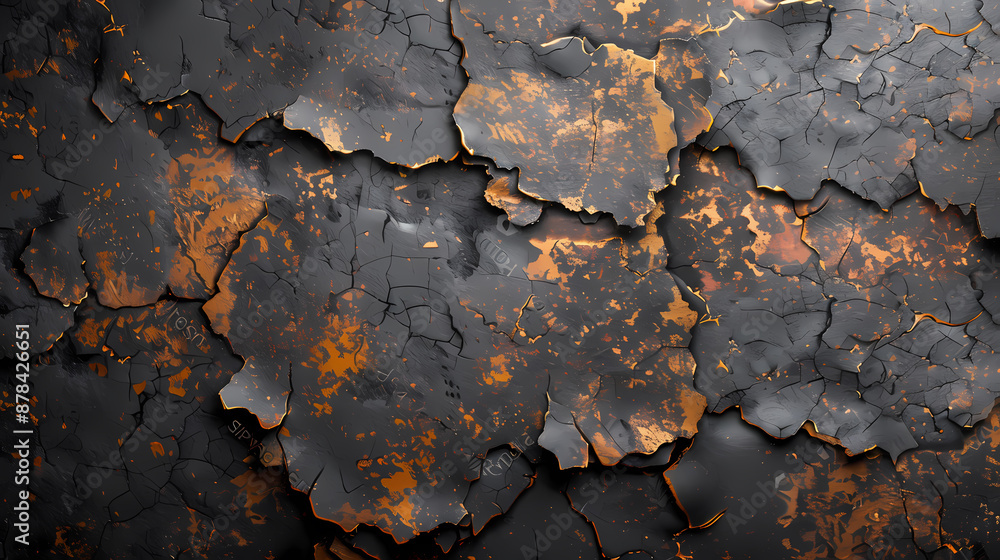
[3,0,1000,558]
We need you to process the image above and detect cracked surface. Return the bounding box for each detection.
[664,146,1000,461]
[453,6,679,227]
[93,0,465,167]
[4,0,1000,558]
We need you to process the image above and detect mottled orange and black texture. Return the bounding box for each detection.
[2,0,1000,559]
